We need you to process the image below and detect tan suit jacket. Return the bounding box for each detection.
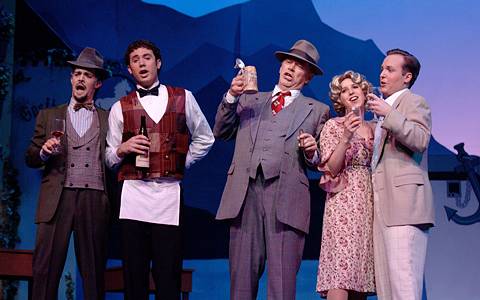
[372,89,435,226]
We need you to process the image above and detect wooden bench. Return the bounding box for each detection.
[0,249,193,300]
[0,249,33,300]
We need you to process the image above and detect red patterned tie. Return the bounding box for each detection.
[271,91,291,115]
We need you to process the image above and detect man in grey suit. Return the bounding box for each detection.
[214,39,330,299]
[25,47,111,300]
[368,49,434,299]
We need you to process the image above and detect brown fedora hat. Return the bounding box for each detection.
[67,47,109,79]
[274,39,323,75]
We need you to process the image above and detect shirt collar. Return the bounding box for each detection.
[384,88,408,106]
[272,85,301,99]
[136,80,160,91]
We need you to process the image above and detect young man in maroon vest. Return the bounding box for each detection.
[25,47,110,300]
[106,40,214,299]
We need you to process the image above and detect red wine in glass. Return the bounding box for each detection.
[51,118,65,154]
[51,130,64,139]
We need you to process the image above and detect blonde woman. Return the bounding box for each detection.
[316,71,375,300]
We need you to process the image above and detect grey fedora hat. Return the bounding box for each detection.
[274,39,323,75]
[67,47,109,78]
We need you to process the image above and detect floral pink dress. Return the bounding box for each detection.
[316,117,375,296]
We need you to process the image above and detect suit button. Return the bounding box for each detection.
[71,163,75,167]
[86,147,90,151]
[85,184,89,188]
[85,163,89,167]
[69,183,73,186]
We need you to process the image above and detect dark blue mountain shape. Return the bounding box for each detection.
[26,0,384,83]
[182,76,233,214]
[162,43,236,92]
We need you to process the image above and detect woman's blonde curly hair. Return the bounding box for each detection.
[329,70,372,116]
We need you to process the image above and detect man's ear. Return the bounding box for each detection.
[157,59,162,70]
[127,65,133,75]
[95,80,102,89]
[404,72,413,85]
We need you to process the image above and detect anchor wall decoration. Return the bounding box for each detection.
[444,143,480,225]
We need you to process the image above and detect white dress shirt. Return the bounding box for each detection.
[106,82,214,225]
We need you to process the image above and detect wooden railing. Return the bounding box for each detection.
[0,249,193,299]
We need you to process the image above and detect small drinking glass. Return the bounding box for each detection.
[51,118,65,155]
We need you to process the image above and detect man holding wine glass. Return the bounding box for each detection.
[25,47,111,300]
[367,49,434,300]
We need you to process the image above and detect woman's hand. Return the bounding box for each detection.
[342,111,361,142]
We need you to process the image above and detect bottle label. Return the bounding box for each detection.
[135,154,150,168]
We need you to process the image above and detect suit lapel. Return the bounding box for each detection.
[285,94,312,139]
[97,108,108,151]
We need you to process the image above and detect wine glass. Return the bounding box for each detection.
[51,118,65,155]
[368,86,383,121]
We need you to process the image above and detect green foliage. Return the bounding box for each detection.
[0,64,11,100]
[65,272,75,300]
[0,8,15,40]
[0,160,21,299]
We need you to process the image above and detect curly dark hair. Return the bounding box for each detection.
[124,39,162,66]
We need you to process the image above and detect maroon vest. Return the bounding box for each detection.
[117,86,189,181]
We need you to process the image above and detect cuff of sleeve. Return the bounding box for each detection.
[111,148,124,165]
[305,150,319,165]
[225,92,239,104]
[39,149,50,162]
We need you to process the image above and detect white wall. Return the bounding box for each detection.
[426,180,480,299]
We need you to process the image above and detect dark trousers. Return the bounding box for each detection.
[229,170,305,300]
[32,188,110,300]
[121,218,183,300]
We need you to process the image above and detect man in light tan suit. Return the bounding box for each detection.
[367,49,435,300]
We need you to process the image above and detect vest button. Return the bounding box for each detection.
[85,184,89,188]
[164,171,169,175]
[165,155,169,159]
[85,163,89,167]
[60,181,64,185]
[165,138,170,142]
[71,163,75,167]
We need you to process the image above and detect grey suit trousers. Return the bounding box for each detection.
[229,168,305,300]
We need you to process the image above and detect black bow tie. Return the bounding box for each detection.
[137,85,159,98]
